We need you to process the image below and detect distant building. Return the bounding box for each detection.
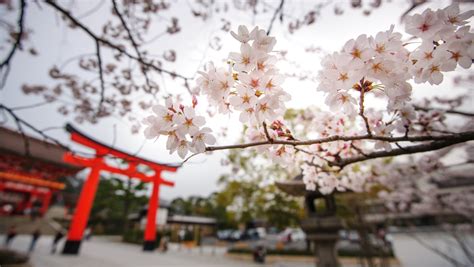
[129,201,217,243]
[0,127,84,217]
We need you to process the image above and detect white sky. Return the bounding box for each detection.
[0,0,472,200]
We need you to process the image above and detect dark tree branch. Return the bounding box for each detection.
[334,132,474,168]
[267,0,284,35]
[0,0,26,89]
[95,40,105,115]
[414,105,474,117]
[262,121,273,143]
[111,0,152,87]
[207,131,474,151]
[10,101,49,111]
[411,234,469,267]
[359,85,372,136]
[351,142,368,157]
[12,110,30,157]
[205,131,474,168]
[44,0,191,81]
[0,104,70,151]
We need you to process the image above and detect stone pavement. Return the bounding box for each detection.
[3,235,372,267]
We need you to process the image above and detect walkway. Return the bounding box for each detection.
[4,235,319,267]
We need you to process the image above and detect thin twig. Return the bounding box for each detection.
[414,105,474,117]
[12,111,30,157]
[10,101,50,111]
[0,104,70,150]
[411,234,469,267]
[266,0,284,35]
[95,40,106,115]
[0,0,26,89]
[262,122,274,143]
[44,0,191,81]
[351,142,368,157]
[111,0,151,87]
[359,85,372,136]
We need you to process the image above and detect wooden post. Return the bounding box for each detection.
[62,165,102,254]
[143,179,160,251]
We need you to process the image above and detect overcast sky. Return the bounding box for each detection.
[1,0,472,200]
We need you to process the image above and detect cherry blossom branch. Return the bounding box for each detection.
[44,0,191,81]
[0,0,26,89]
[414,105,474,117]
[206,131,474,151]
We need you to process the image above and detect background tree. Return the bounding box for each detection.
[90,175,148,235]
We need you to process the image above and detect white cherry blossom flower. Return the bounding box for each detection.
[343,34,373,65]
[230,25,258,43]
[175,106,206,137]
[440,4,474,27]
[191,127,216,153]
[325,91,357,116]
[252,28,276,52]
[405,8,444,40]
[229,43,259,72]
[229,84,257,111]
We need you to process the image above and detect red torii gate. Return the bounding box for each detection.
[62,124,179,255]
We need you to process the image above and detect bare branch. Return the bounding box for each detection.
[44,0,191,81]
[0,104,70,151]
[267,0,284,35]
[13,110,30,157]
[351,142,368,157]
[414,105,474,117]
[111,0,152,87]
[335,133,474,168]
[410,233,469,267]
[0,0,26,89]
[95,40,106,115]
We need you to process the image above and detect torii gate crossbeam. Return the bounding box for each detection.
[61,124,179,255]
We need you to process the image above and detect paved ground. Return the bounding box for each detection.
[3,235,319,267]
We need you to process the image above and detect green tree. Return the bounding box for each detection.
[90,175,148,235]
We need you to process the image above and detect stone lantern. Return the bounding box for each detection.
[276,174,344,267]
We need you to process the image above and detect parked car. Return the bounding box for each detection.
[217,229,233,240]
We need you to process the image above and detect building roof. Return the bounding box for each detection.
[0,126,78,169]
[0,127,84,184]
[167,215,217,225]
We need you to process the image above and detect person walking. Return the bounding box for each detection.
[4,225,17,248]
[51,230,64,254]
[28,229,41,253]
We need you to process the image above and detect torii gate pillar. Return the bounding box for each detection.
[143,179,160,251]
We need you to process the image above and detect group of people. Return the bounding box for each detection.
[3,225,66,254]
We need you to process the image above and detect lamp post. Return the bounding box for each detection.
[276,175,344,267]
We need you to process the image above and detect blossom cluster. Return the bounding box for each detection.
[196,26,290,125]
[295,109,370,193]
[143,98,216,158]
[317,4,473,117]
